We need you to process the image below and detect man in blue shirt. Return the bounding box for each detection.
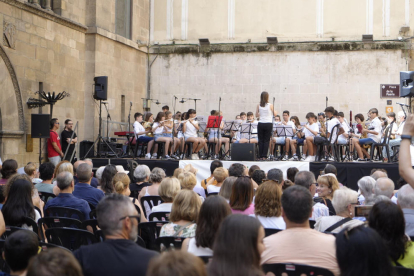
[45,171,91,220]
[73,160,98,188]
[73,163,105,207]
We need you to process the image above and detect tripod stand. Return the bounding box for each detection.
[83,100,119,159]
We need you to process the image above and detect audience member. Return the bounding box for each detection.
[261,186,339,276]
[218,176,237,202]
[131,165,151,196]
[286,167,298,183]
[138,167,165,203]
[208,215,265,276]
[267,168,284,186]
[369,201,414,268]
[201,160,223,189]
[228,163,246,177]
[183,164,205,198]
[179,172,205,201]
[281,179,294,191]
[72,160,85,183]
[74,194,158,276]
[374,177,395,199]
[24,163,41,184]
[100,164,117,195]
[27,248,83,276]
[206,167,228,194]
[182,195,231,256]
[357,176,376,205]
[336,226,395,276]
[230,176,255,215]
[314,187,363,233]
[94,166,105,183]
[45,172,91,220]
[251,181,285,229]
[371,169,388,180]
[151,177,181,213]
[72,163,104,207]
[2,230,39,276]
[146,251,207,276]
[397,184,414,236]
[160,190,201,238]
[35,162,55,194]
[51,161,74,195]
[248,165,261,177]
[83,159,99,188]
[0,159,18,184]
[173,168,184,179]
[251,170,266,186]
[294,171,329,220]
[315,175,339,215]
[323,164,337,177]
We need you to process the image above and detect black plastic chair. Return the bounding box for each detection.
[34,206,43,218]
[140,196,163,219]
[309,220,316,229]
[44,207,85,221]
[199,256,212,264]
[155,236,185,252]
[136,236,146,248]
[316,124,340,162]
[370,123,393,162]
[23,216,39,236]
[1,226,39,240]
[138,221,168,250]
[38,217,83,242]
[207,192,219,197]
[39,241,72,252]
[89,209,97,219]
[149,212,170,222]
[45,227,98,251]
[262,263,335,276]
[38,191,56,203]
[81,219,102,241]
[264,228,283,237]
[395,266,414,276]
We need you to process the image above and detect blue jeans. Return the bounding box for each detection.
[382,138,401,158]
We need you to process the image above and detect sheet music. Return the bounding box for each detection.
[240,122,258,140]
[275,126,294,137]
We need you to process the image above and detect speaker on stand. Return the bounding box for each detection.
[31,114,50,164]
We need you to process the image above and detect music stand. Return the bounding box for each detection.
[196,116,208,123]
[240,122,258,144]
[198,121,207,136]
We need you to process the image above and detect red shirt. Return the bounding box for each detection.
[47,130,61,157]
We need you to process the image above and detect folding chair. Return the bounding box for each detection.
[45,227,98,251]
[370,124,393,162]
[138,221,168,250]
[148,212,170,221]
[44,207,85,221]
[264,228,283,237]
[140,196,163,219]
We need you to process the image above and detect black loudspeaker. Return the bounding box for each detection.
[80,140,94,158]
[31,114,50,138]
[94,76,108,100]
[231,143,256,161]
[400,71,414,97]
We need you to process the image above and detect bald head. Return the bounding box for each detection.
[374,177,395,199]
[74,161,85,173]
[371,170,387,181]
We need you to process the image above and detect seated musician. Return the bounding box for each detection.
[152,112,174,159]
[382,111,405,161]
[275,115,281,124]
[164,111,180,160]
[238,112,258,144]
[133,112,154,159]
[183,109,206,160]
[337,112,350,160]
[269,110,296,160]
[206,111,230,160]
[289,115,315,161]
[351,108,382,161]
[297,112,319,161]
[240,112,247,123]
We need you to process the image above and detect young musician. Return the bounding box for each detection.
[256,91,277,160]
[337,112,350,160]
[269,110,296,160]
[289,116,307,161]
[240,112,247,122]
[183,109,206,160]
[238,112,259,144]
[164,111,180,159]
[133,113,154,159]
[206,111,230,160]
[296,112,319,160]
[275,115,281,123]
[152,112,173,159]
[381,112,398,160]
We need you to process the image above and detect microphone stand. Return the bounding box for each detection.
[189,98,201,111]
[326,97,328,108]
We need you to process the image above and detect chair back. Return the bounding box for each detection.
[38,192,56,203]
[262,263,335,276]
[34,206,43,218]
[207,192,218,197]
[329,124,340,144]
[395,266,414,276]
[1,226,39,240]
[44,207,85,221]
[23,217,39,236]
[138,221,169,250]
[383,122,393,145]
[155,236,185,252]
[149,212,170,222]
[136,236,146,248]
[199,256,212,264]
[45,227,98,251]
[264,228,283,237]
[309,220,316,229]
[81,219,102,241]
[38,217,83,242]
[140,196,163,219]
[89,209,97,219]
[39,241,72,252]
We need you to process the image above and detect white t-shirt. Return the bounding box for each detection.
[338,121,349,140]
[326,117,340,143]
[187,237,213,257]
[152,122,164,135]
[185,120,198,138]
[207,185,221,194]
[367,117,382,143]
[250,215,286,230]
[303,122,319,138]
[396,121,405,139]
[133,121,146,137]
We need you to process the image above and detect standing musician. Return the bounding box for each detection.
[133,112,154,159]
[183,109,206,160]
[206,110,230,160]
[256,91,277,160]
[152,112,173,159]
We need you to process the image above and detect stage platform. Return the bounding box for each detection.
[90,158,399,191]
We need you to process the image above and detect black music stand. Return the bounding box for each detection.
[275,126,293,160]
[240,122,258,144]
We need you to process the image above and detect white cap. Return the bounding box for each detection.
[115,165,129,175]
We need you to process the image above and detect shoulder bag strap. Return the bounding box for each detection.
[325,217,352,233]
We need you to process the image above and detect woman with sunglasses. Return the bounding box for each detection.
[230,176,255,215]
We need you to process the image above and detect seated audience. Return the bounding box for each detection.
[94,166,105,185]
[151,177,181,213]
[179,172,205,201]
[183,164,205,197]
[51,161,74,195]
[24,163,42,184]
[323,164,337,177]
[2,230,39,276]
[72,163,105,207]
[251,170,266,186]
[72,160,84,183]
[336,226,395,276]
[100,164,117,195]
[131,165,151,197]
[230,176,255,215]
[206,167,228,194]
[35,162,55,194]
[397,184,414,236]
[228,163,247,177]
[248,165,261,177]
[27,248,83,276]
[218,176,237,202]
[294,171,329,220]
[138,167,165,204]
[357,176,376,205]
[286,167,298,183]
[374,177,395,199]
[369,201,414,268]
[146,251,207,276]
[315,175,339,215]
[208,215,265,276]
[45,172,91,220]
[0,159,18,185]
[182,195,231,256]
[83,159,99,188]
[371,169,388,180]
[2,174,41,228]
[160,190,201,238]
[173,168,184,179]
[201,160,223,189]
[251,181,285,229]
[315,187,364,233]
[74,194,158,276]
[267,168,284,187]
[261,186,339,276]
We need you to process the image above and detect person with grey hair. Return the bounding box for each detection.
[357,176,376,205]
[374,177,395,199]
[83,158,99,188]
[138,167,166,215]
[74,194,158,276]
[315,187,364,233]
[130,165,151,197]
[371,170,388,181]
[397,184,414,236]
[267,168,284,186]
[73,163,105,207]
[45,172,91,220]
[295,171,329,220]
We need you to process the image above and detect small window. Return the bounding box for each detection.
[115,0,132,39]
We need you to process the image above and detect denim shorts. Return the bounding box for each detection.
[274,137,286,144]
[294,137,305,144]
[154,134,163,142]
[138,136,154,143]
[163,133,173,138]
[359,138,375,145]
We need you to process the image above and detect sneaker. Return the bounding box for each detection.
[267,155,274,161]
[171,154,179,160]
[300,156,306,161]
[224,155,231,161]
[145,153,151,159]
[180,154,185,159]
[354,158,366,162]
[304,156,315,162]
[281,155,288,161]
[289,155,299,161]
[151,153,158,159]
[164,155,171,160]
[192,153,199,160]
[327,157,335,161]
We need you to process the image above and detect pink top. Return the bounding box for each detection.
[231,203,255,215]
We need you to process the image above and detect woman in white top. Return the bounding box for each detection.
[151,177,181,215]
[255,91,277,160]
[250,181,286,230]
[182,109,206,160]
[206,110,230,160]
[152,112,174,159]
[206,167,228,195]
[138,167,166,218]
[182,195,231,256]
